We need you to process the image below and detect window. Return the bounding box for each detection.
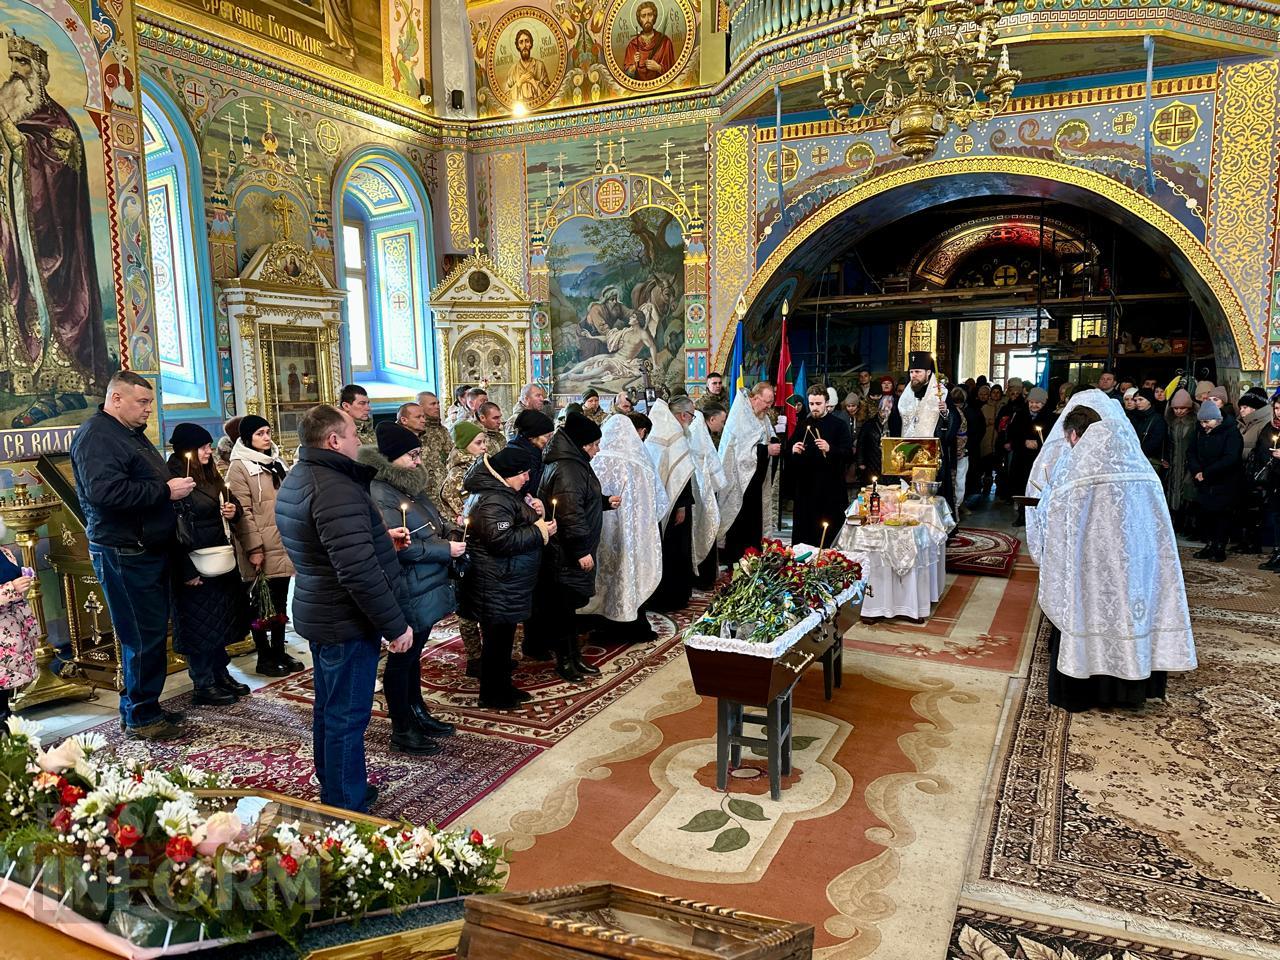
[343,222,371,370]
[336,152,436,403]
[142,88,213,412]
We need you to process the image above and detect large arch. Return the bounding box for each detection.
[716,156,1258,375]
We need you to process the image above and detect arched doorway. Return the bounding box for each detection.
[720,157,1257,379]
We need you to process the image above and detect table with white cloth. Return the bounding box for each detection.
[837,497,955,620]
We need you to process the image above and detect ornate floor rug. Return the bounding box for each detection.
[842,563,1039,675]
[268,604,698,746]
[463,653,1008,959]
[81,686,540,827]
[946,528,1022,578]
[967,607,1280,956]
[948,902,1241,960]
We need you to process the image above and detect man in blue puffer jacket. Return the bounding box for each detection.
[275,404,411,813]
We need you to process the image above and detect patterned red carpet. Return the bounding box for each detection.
[946,527,1021,577]
[82,605,698,826]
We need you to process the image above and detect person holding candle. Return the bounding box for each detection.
[527,413,619,681]
[786,383,852,548]
[166,423,248,706]
[1007,387,1058,523]
[359,422,461,752]
[441,420,492,677]
[226,415,302,677]
[460,446,557,709]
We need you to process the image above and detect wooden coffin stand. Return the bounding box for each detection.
[684,591,863,801]
[458,883,813,960]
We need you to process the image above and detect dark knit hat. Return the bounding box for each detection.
[1136,387,1157,406]
[581,388,599,401]
[514,409,555,438]
[1027,387,1048,404]
[223,416,243,441]
[376,421,421,462]
[1198,400,1222,421]
[563,411,602,448]
[1239,387,1269,411]
[169,422,213,452]
[451,420,484,452]
[488,446,531,478]
[907,351,934,371]
[239,415,270,446]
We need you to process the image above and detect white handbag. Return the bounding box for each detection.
[189,545,237,577]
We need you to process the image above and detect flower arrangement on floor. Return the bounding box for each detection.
[250,570,288,632]
[685,540,862,644]
[0,718,505,953]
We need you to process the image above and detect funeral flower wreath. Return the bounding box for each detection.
[685,539,862,645]
[0,718,505,951]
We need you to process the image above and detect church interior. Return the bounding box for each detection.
[0,0,1277,954]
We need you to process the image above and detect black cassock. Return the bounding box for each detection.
[649,480,695,611]
[787,413,851,547]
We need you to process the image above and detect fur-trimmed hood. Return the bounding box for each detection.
[356,444,429,498]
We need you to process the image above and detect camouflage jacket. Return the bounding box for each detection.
[420,417,452,506]
[441,447,478,521]
[484,429,508,456]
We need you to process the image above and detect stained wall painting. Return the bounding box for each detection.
[0,0,148,459]
[387,0,430,101]
[469,0,700,118]
[141,0,411,106]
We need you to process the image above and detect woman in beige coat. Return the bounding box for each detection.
[225,415,302,677]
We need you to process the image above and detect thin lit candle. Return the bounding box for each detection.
[185,451,193,476]
[464,517,471,541]
[549,498,558,521]
[818,520,830,553]
[400,502,409,529]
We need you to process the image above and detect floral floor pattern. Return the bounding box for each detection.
[967,605,1280,955]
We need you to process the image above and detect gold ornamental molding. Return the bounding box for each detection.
[714,155,1260,373]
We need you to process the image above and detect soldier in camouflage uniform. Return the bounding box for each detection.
[504,382,548,438]
[442,420,489,677]
[416,391,452,509]
[340,384,376,444]
[581,389,607,426]
[476,401,508,456]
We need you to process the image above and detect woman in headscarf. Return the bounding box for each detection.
[1130,387,1167,472]
[168,423,248,705]
[226,415,301,677]
[1161,388,1197,532]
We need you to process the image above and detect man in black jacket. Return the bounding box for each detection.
[275,404,412,813]
[71,371,195,740]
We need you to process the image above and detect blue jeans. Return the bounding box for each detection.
[88,544,172,728]
[310,636,380,812]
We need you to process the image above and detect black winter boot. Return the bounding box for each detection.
[555,651,584,683]
[1259,551,1280,571]
[390,717,442,756]
[252,629,290,678]
[410,701,455,736]
[271,624,305,672]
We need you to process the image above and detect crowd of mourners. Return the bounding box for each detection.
[0,361,1270,814]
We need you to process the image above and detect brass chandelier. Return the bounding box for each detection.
[818,0,1021,161]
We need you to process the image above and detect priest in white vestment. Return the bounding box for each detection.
[581,413,667,641]
[675,402,725,588]
[647,399,697,610]
[1026,395,1196,711]
[717,383,782,565]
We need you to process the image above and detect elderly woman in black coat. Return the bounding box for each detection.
[359,422,461,753]
[1188,399,1244,562]
[460,446,556,710]
[166,423,248,706]
[526,413,621,683]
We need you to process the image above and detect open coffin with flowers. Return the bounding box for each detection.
[0,719,505,958]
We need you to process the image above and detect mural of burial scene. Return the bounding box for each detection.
[0,10,119,434]
[531,125,706,397]
[547,208,685,396]
[470,0,700,118]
